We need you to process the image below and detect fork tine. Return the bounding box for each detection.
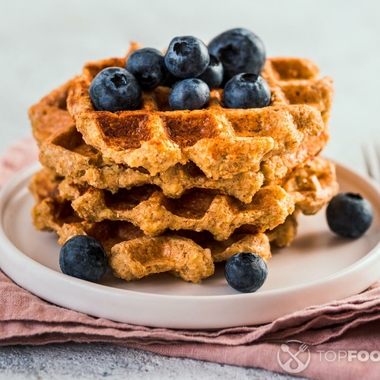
[362,144,374,178]
[375,144,380,180]
[362,144,380,182]
[371,144,380,183]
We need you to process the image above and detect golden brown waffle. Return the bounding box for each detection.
[283,156,339,214]
[28,80,264,202]
[56,155,337,241]
[266,57,333,123]
[40,124,266,203]
[266,210,300,248]
[59,180,294,241]
[29,164,333,282]
[66,44,333,179]
[29,80,76,146]
[31,75,330,203]
[29,168,274,282]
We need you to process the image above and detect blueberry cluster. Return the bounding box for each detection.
[89,28,271,112]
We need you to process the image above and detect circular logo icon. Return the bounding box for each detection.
[277,340,311,374]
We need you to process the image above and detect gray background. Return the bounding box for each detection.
[2,0,380,174]
[0,0,379,378]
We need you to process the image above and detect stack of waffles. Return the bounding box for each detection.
[28,44,338,283]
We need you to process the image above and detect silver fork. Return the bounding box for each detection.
[362,143,380,183]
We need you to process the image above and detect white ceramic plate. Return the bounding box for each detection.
[0,162,380,329]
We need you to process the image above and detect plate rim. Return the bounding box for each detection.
[1,161,380,328]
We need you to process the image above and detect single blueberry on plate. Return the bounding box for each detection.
[224,73,271,108]
[89,67,141,112]
[326,192,373,238]
[197,54,224,89]
[169,78,210,110]
[208,27,266,82]
[59,235,108,282]
[126,47,166,90]
[165,36,210,78]
[225,252,268,293]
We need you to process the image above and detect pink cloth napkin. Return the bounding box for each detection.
[1,138,379,380]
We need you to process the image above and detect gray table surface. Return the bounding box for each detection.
[0,343,307,380]
[1,0,379,378]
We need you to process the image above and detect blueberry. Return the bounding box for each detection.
[197,54,224,89]
[225,252,268,293]
[126,48,166,90]
[165,36,210,79]
[326,192,373,238]
[59,235,108,282]
[208,28,266,82]
[224,73,271,109]
[169,78,210,110]
[89,67,141,112]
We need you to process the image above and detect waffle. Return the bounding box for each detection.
[283,156,338,215]
[29,79,76,146]
[56,155,336,241]
[266,209,300,248]
[59,180,294,241]
[39,124,266,203]
[31,77,330,203]
[29,168,275,282]
[28,43,336,284]
[66,44,333,179]
[29,163,333,282]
